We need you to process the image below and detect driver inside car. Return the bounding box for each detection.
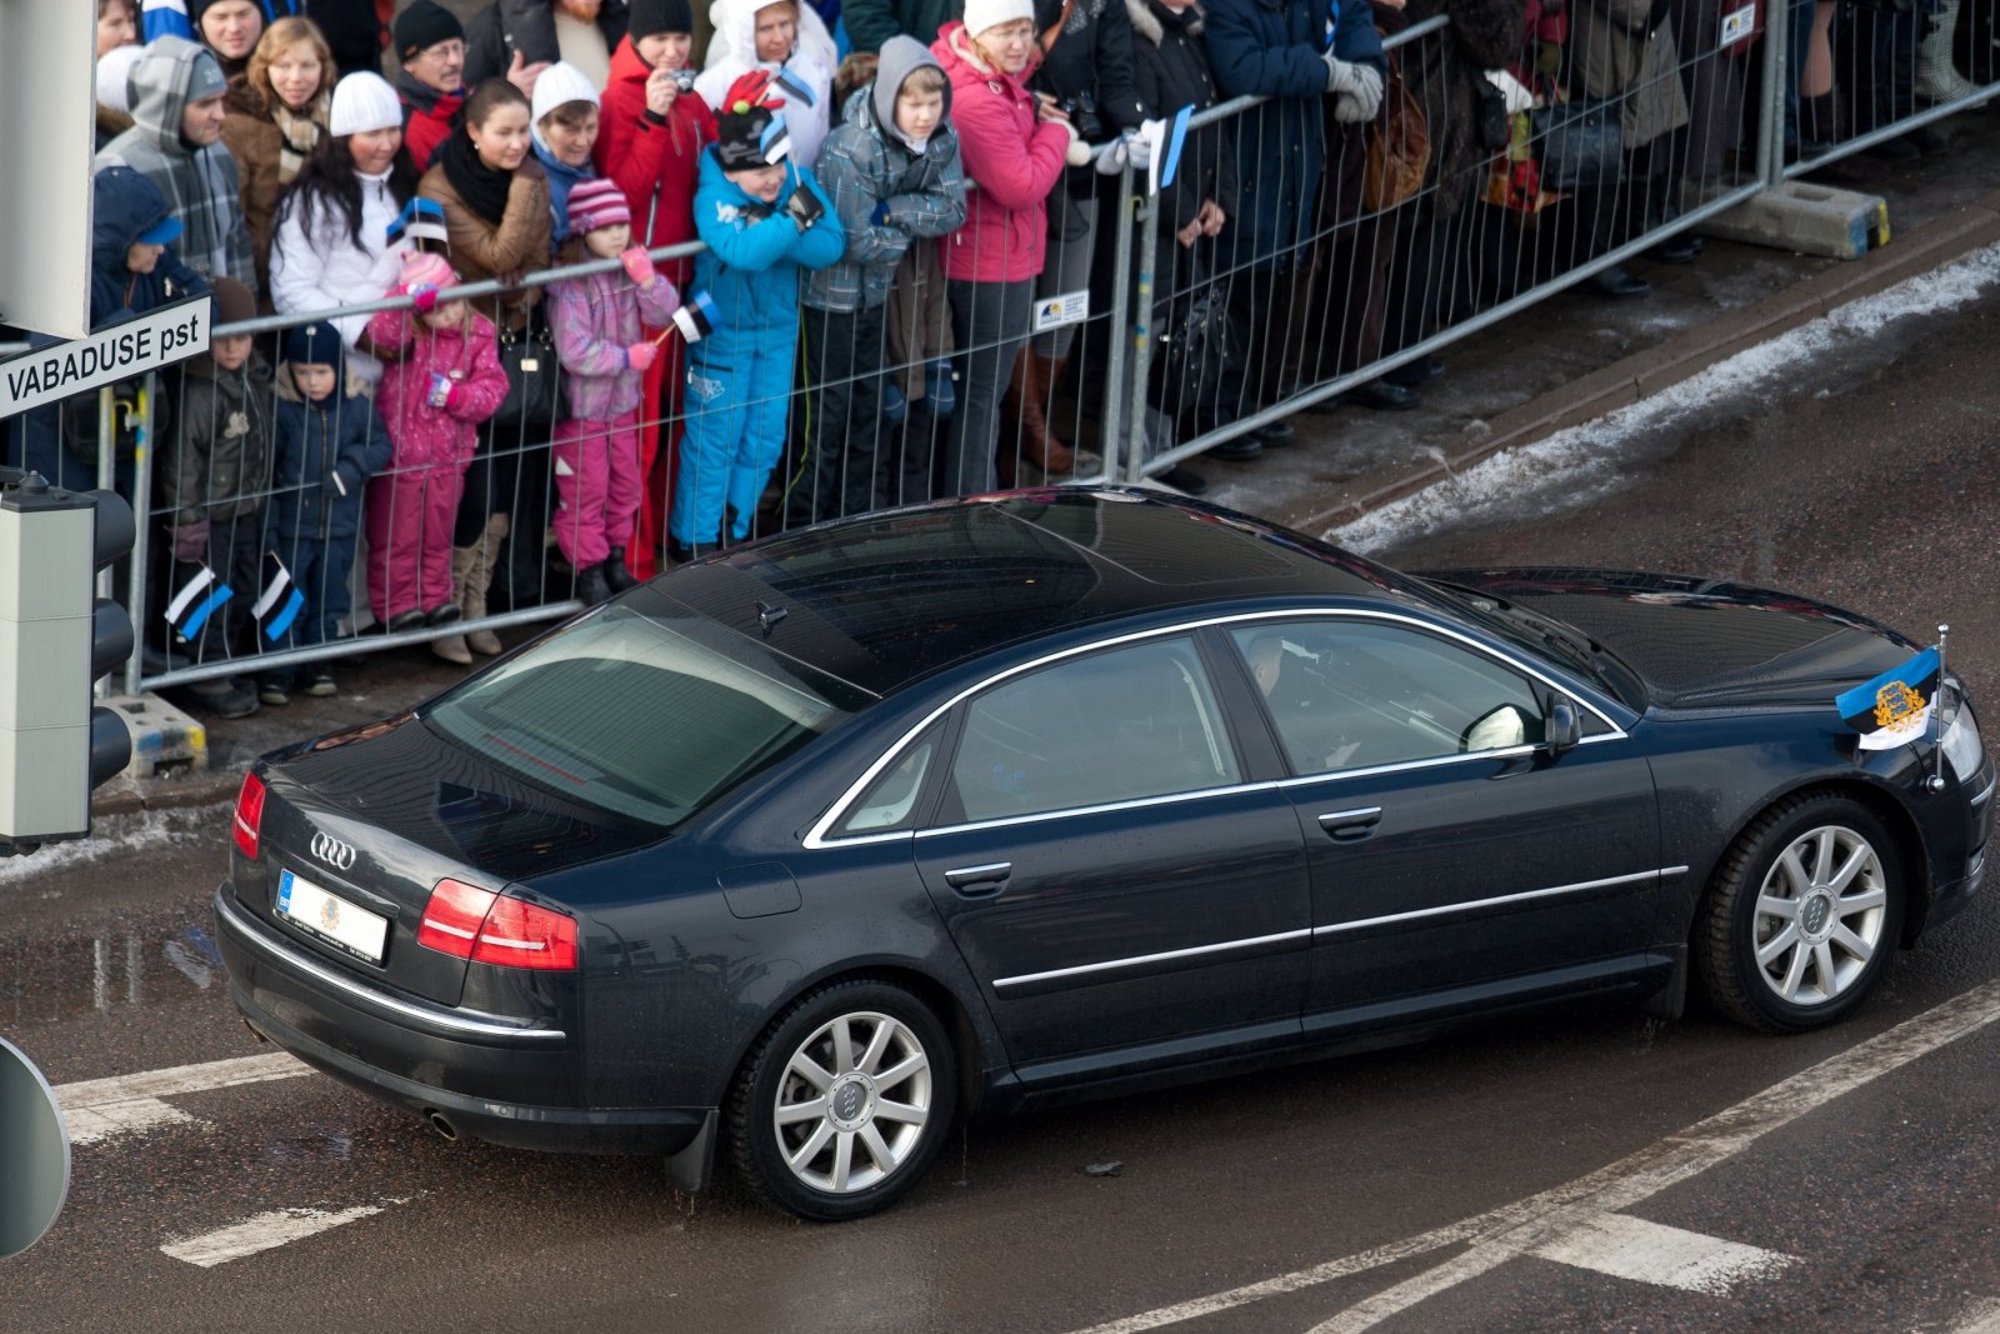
[1246,632,1368,772]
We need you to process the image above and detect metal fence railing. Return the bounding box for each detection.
[5,0,1995,702]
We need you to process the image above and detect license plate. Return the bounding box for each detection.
[276,869,389,964]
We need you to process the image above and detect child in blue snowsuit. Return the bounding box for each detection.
[670,75,845,559]
[261,320,390,704]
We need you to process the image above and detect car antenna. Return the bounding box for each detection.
[756,600,788,637]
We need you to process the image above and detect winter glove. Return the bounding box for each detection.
[1092,136,1129,175]
[427,372,454,409]
[620,245,658,287]
[1484,69,1535,115]
[1333,65,1384,123]
[408,283,440,314]
[626,342,658,372]
[1324,52,1365,96]
[171,520,209,562]
[1122,130,1154,171]
[785,186,826,232]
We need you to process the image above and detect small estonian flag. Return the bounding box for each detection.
[1835,646,1941,751]
[252,554,307,643]
[772,65,817,107]
[388,197,450,248]
[759,111,792,165]
[164,565,233,643]
[672,290,719,343]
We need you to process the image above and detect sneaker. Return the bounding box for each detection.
[187,679,259,721]
[303,665,337,697]
[258,676,292,707]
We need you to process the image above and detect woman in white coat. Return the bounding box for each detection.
[269,72,421,385]
[694,0,836,167]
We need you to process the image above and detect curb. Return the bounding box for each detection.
[1279,185,2000,539]
[93,769,244,820]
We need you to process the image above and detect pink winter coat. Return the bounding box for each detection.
[364,305,510,468]
[930,22,1073,284]
[548,266,680,422]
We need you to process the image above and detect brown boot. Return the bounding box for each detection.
[1000,350,1076,483]
[432,544,476,665]
[462,512,509,656]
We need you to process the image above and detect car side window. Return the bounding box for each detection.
[839,731,940,835]
[946,637,1242,824]
[1231,621,1545,776]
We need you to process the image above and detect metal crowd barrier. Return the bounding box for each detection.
[4,0,1994,700]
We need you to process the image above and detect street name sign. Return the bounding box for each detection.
[0,299,211,420]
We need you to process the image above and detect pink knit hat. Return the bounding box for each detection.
[566,179,632,236]
[400,251,457,293]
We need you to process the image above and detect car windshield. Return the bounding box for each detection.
[425,599,865,829]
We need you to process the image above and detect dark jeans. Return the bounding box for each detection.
[263,527,356,683]
[945,277,1031,498]
[789,304,890,528]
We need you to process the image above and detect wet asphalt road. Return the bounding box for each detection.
[3,286,1999,1332]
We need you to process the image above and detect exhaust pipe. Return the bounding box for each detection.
[424,1110,459,1142]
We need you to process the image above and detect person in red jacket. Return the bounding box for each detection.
[931,0,1083,497]
[593,0,716,577]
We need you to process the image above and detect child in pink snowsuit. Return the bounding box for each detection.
[363,251,510,631]
[547,177,679,604]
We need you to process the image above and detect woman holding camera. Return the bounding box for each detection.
[594,0,716,575]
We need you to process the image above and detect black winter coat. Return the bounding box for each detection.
[1124,0,1237,237]
[465,0,631,84]
[160,353,275,525]
[269,374,390,543]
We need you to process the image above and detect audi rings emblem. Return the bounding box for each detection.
[310,832,357,871]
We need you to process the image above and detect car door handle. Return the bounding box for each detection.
[1317,807,1383,842]
[943,862,1012,894]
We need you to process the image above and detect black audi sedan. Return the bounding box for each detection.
[216,488,1993,1220]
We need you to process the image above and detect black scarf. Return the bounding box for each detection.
[439,129,514,228]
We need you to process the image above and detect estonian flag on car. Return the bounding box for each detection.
[671,290,719,344]
[1835,646,1941,750]
[252,554,306,643]
[164,565,232,643]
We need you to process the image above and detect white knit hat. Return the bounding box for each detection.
[329,71,402,138]
[962,0,1035,38]
[96,44,145,114]
[531,61,601,127]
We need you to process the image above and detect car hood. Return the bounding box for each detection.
[1416,568,1919,709]
[262,711,667,884]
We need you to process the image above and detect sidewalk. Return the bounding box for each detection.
[94,112,2000,819]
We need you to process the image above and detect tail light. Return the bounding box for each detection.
[417,879,577,972]
[233,772,266,860]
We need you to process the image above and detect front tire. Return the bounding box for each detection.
[1695,792,1905,1033]
[728,979,958,1221]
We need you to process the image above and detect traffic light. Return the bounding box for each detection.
[0,469,134,852]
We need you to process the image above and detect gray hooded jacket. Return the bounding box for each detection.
[803,36,968,314]
[96,37,258,299]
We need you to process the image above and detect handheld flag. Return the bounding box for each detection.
[164,565,233,644]
[388,197,449,249]
[1835,646,1941,751]
[759,111,793,165]
[772,65,818,107]
[252,554,307,643]
[1136,106,1192,197]
[663,290,720,345]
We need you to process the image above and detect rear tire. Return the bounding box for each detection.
[1694,792,1905,1033]
[728,979,957,1221]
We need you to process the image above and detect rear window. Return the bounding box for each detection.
[425,600,866,828]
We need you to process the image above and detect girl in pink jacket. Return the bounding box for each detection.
[931,0,1081,498]
[547,178,679,605]
[363,251,510,634]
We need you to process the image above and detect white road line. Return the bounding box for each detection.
[1527,1212,1796,1295]
[159,1202,400,1268]
[53,1052,310,1146]
[1071,974,2000,1334]
[1950,1296,2000,1334]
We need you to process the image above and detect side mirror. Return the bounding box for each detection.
[1545,700,1582,755]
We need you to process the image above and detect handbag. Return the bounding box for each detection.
[493,305,563,431]
[1531,92,1624,193]
[1363,62,1432,212]
[1155,286,1238,421]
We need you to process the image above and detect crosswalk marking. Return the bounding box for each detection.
[1528,1212,1796,1295]
[53,1052,310,1145]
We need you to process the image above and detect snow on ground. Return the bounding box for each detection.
[1331,242,2000,555]
[0,804,224,886]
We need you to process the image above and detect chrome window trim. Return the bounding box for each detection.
[1312,866,1689,936]
[1277,745,1540,792]
[804,608,1632,849]
[993,927,1313,989]
[914,780,1281,840]
[216,892,568,1042]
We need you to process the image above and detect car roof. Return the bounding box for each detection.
[657,488,1424,697]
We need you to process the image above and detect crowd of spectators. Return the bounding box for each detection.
[8,0,1994,721]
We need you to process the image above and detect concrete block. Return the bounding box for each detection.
[1698,182,1889,260]
[102,693,207,781]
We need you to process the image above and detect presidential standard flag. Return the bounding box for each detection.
[1836,645,1941,750]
